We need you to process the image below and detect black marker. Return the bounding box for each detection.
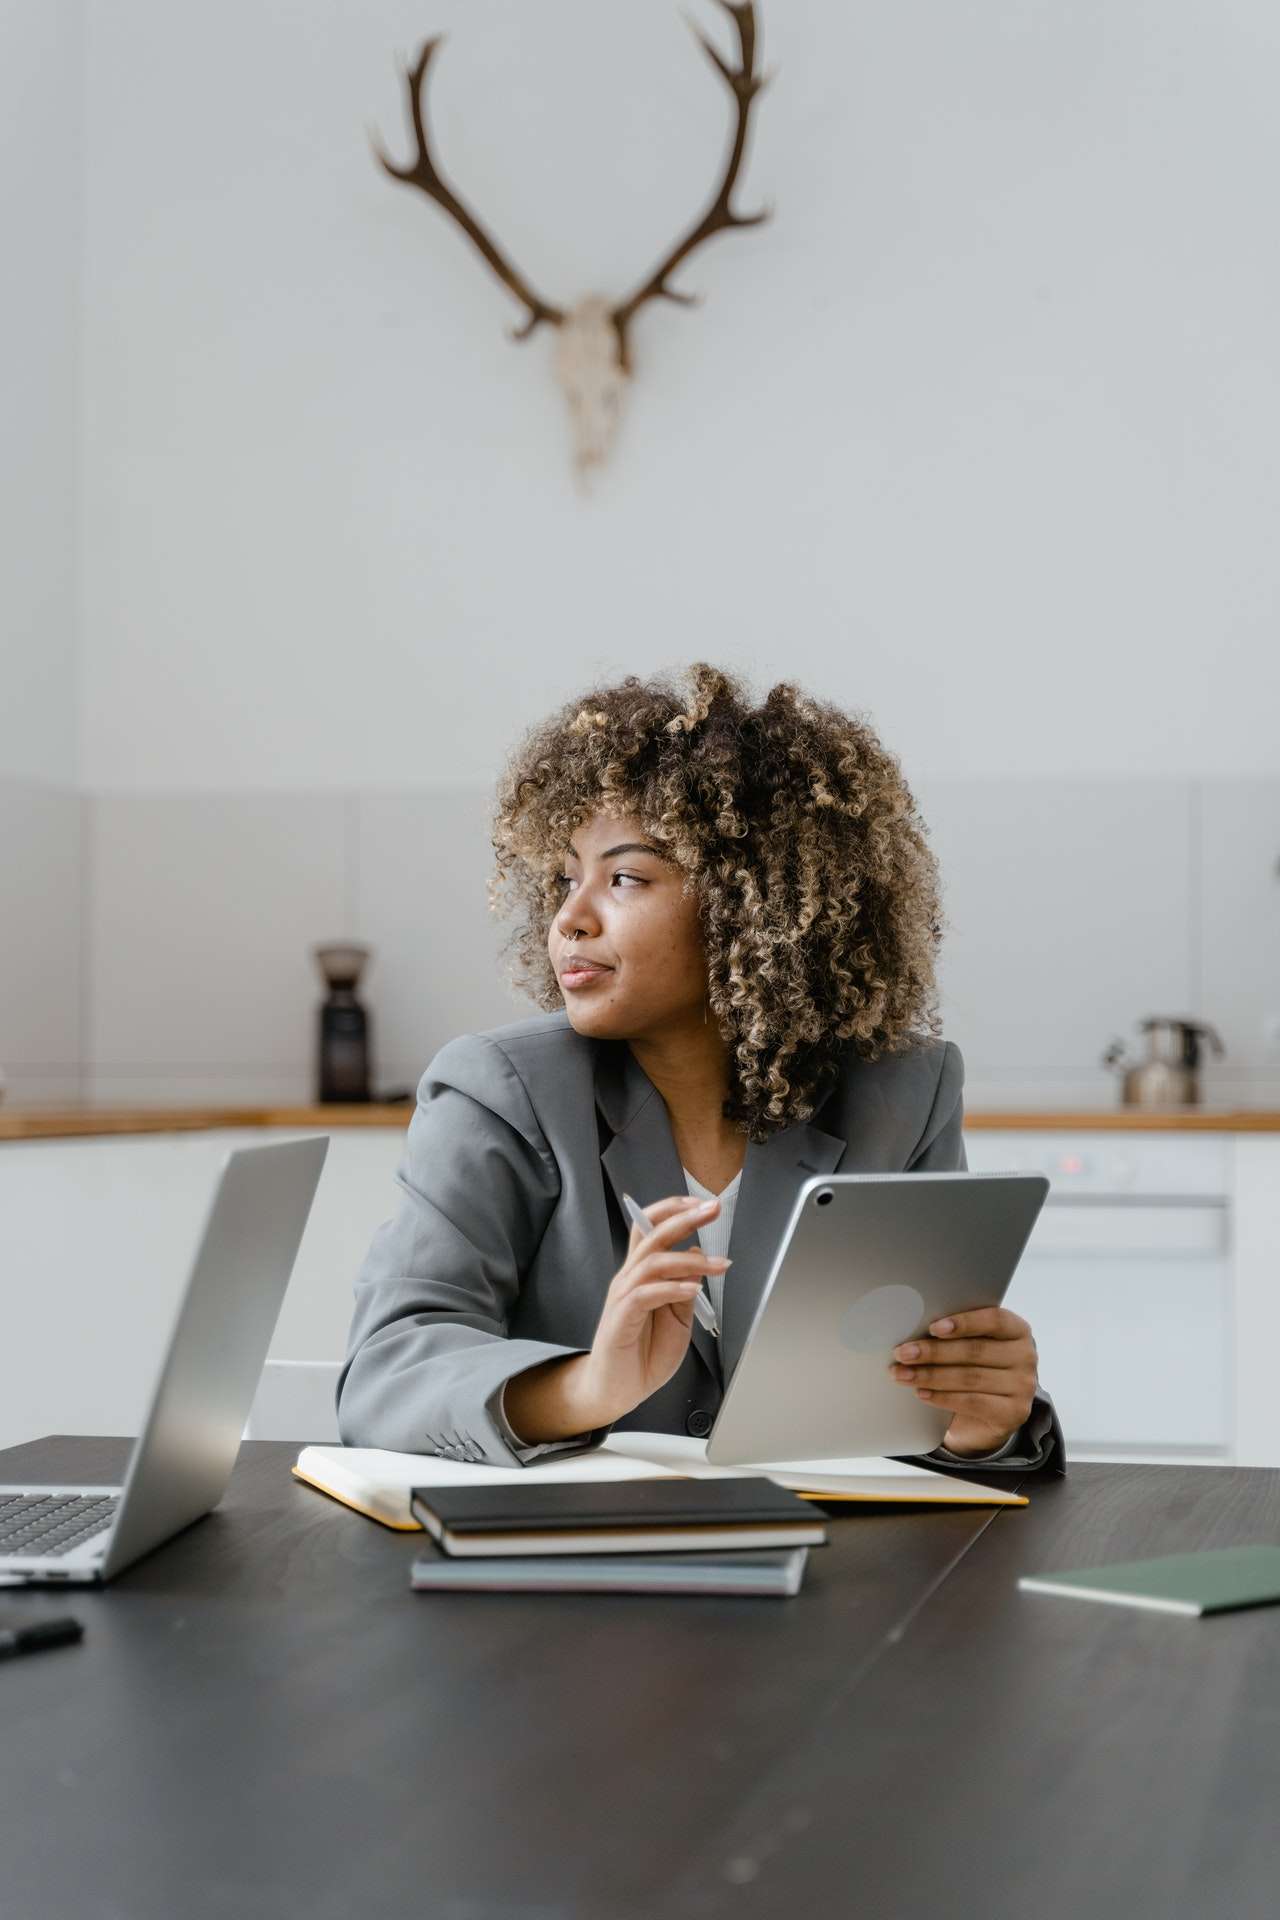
[0,1617,84,1661]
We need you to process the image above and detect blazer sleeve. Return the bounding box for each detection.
[897,1040,1067,1479]
[335,1031,617,1467]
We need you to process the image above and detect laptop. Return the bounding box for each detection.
[706,1170,1050,1465]
[0,1135,329,1586]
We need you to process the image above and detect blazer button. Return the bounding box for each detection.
[686,1408,713,1438]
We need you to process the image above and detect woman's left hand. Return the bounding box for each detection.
[887,1306,1038,1456]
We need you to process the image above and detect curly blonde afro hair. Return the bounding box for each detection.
[486,661,948,1145]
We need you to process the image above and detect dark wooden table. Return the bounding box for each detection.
[3,1436,1278,1920]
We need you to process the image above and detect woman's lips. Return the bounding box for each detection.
[562,966,612,990]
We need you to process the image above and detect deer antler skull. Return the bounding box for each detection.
[372,1,771,480]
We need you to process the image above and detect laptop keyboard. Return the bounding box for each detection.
[0,1493,118,1558]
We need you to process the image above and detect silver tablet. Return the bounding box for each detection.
[706,1171,1050,1464]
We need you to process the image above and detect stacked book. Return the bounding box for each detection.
[293,1433,1029,1600]
[408,1477,827,1597]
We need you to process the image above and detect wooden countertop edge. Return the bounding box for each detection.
[2,1105,1280,1141]
[0,1106,413,1140]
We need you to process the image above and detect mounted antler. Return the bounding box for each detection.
[373,4,772,475]
[610,0,771,373]
[372,36,563,342]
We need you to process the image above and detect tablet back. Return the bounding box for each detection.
[706,1171,1050,1464]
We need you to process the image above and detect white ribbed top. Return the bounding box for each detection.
[681,1164,742,1331]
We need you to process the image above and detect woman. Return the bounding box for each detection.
[337,664,1064,1475]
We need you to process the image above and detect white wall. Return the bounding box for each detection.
[0,0,83,785]
[0,1,85,1103]
[4,2,1279,1110]
[77,0,1280,792]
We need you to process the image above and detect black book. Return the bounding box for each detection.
[408,1475,828,1558]
[410,1537,811,1597]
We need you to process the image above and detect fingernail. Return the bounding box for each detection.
[897,1343,919,1360]
[932,1318,955,1335]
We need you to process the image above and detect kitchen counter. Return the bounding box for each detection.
[2,1104,1280,1141]
[5,1101,1278,1466]
[0,1105,414,1140]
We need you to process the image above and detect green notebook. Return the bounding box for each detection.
[1018,1543,1280,1617]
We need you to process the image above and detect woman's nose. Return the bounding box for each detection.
[558,898,600,933]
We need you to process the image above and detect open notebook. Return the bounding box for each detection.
[293,1430,1028,1530]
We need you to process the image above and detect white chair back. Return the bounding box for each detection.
[242,1359,342,1442]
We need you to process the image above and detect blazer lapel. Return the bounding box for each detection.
[593,1039,847,1388]
[594,1040,721,1378]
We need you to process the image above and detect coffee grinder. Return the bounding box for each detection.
[314,943,373,1103]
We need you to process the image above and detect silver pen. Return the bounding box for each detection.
[621,1191,724,1338]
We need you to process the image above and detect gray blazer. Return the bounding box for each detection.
[336,1010,1065,1475]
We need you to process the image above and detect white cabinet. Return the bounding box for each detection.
[0,1126,407,1452]
[965,1129,1277,1465]
[1006,1234,1231,1454]
[1231,1136,1280,1468]
[3,1121,1277,1464]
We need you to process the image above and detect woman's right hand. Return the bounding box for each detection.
[577,1194,730,1424]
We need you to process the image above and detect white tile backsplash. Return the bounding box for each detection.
[915,777,1196,1101]
[1199,779,1280,1100]
[2,775,1266,1108]
[82,1066,320,1107]
[353,787,528,1089]
[0,1065,83,1104]
[0,778,81,1094]
[87,792,348,1083]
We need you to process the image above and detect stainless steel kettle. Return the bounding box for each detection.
[1101,1017,1225,1106]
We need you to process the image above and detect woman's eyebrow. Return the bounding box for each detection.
[565,841,671,862]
